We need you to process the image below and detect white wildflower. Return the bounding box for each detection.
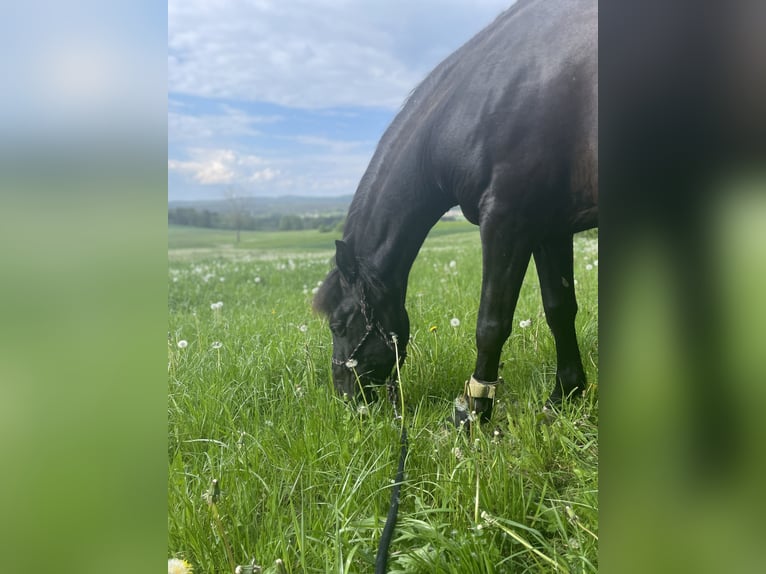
[168,558,193,574]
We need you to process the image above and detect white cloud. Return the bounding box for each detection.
[168,102,282,143]
[168,148,279,185]
[168,0,511,109]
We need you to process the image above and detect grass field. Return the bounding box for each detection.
[168,221,598,573]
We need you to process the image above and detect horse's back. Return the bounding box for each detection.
[403,0,598,234]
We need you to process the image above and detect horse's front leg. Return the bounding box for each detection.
[458,224,532,425]
[533,235,588,404]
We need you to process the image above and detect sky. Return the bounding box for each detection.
[168,0,513,201]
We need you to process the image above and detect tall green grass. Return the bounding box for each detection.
[168,224,598,573]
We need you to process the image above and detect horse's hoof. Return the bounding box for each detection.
[450,395,474,431]
[450,394,496,430]
[548,382,586,405]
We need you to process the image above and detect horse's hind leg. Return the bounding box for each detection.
[533,234,588,403]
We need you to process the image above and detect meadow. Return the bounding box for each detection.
[168,221,598,573]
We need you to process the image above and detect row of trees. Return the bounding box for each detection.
[168,207,345,234]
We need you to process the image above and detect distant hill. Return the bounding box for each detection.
[168,195,353,216]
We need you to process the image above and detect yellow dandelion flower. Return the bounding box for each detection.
[168,558,193,574]
[429,325,438,333]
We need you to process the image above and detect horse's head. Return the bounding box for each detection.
[314,240,409,402]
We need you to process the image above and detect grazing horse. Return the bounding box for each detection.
[314,0,597,423]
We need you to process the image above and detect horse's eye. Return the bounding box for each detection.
[330,322,345,336]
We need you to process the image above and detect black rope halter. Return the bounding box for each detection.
[330,291,405,377]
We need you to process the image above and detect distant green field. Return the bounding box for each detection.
[168,220,479,252]
[168,224,598,573]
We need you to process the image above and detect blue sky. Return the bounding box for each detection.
[168,0,513,201]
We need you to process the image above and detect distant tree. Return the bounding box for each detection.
[224,186,249,243]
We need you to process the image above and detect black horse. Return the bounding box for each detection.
[314,0,597,423]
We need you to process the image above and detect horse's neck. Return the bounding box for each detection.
[344,188,449,295]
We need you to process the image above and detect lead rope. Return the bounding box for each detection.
[375,334,408,574]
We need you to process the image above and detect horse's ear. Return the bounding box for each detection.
[335,240,357,283]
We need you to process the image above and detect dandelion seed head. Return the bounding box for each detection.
[299,324,308,333]
[168,558,193,574]
[450,317,460,327]
[569,537,581,549]
[345,358,358,369]
[211,341,223,349]
[177,340,188,349]
[519,319,532,329]
[449,260,457,268]
[254,276,261,283]
[586,263,593,271]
